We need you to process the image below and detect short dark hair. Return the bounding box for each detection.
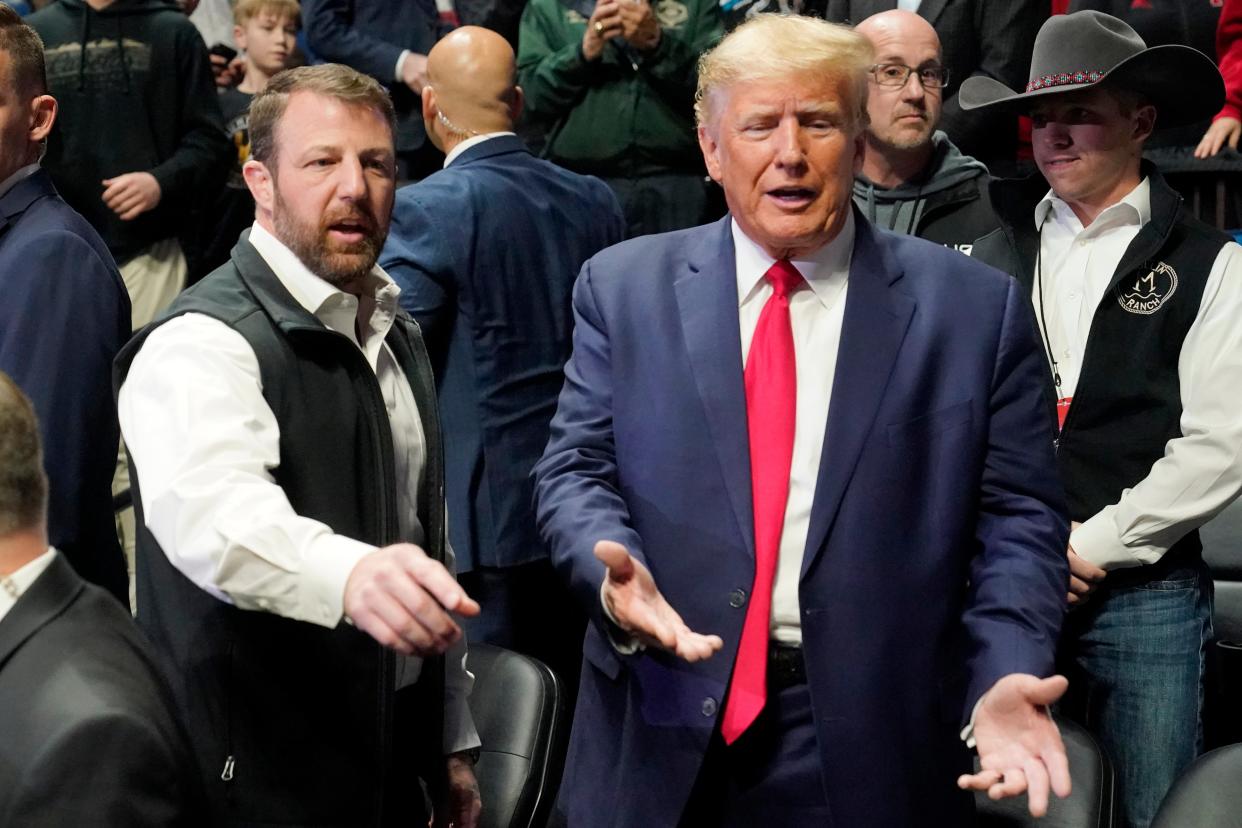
[248,63,395,168]
[1102,83,1152,118]
[0,4,48,97]
[0,372,46,535]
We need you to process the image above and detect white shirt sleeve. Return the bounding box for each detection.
[395,49,411,82]
[1072,241,1242,570]
[118,313,374,627]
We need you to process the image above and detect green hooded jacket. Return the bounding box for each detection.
[517,0,723,178]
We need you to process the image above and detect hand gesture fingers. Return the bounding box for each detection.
[345,543,478,656]
[354,589,438,655]
[964,674,1071,817]
[672,628,724,662]
[396,547,480,617]
[595,539,722,662]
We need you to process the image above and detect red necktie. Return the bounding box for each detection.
[720,259,802,745]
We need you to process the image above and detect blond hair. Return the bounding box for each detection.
[248,63,395,166]
[695,14,874,130]
[234,0,302,27]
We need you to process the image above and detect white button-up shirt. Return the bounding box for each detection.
[734,214,853,645]
[119,222,477,752]
[1032,179,1242,570]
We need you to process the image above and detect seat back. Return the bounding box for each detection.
[1201,507,1242,748]
[1151,744,1242,828]
[467,643,569,828]
[975,714,1114,828]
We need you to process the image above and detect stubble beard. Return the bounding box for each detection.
[273,188,386,290]
[876,111,935,153]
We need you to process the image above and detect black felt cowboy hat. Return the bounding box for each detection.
[959,10,1223,128]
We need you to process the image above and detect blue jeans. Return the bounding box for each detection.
[1058,560,1213,828]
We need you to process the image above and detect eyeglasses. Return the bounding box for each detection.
[869,63,949,90]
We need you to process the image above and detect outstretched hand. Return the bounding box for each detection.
[957,673,1071,818]
[595,540,723,662]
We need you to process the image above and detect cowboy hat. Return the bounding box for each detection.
[959,11,1223,128]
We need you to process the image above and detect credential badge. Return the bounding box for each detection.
[1117,261,1177,315]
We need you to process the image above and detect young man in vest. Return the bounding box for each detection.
[965,12,1242,827]
[116,64,482,827]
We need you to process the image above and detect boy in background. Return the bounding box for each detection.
[199,0,300,274]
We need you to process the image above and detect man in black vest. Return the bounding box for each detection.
[116,64,483,828]
[964,13,1242,828]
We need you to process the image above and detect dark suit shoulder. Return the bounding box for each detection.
[1,197,121,283]
[875,224,1016,297]
[584,222,711,286]
[0,583,201,824]
[409,149,619,210]
[13,584,172,718]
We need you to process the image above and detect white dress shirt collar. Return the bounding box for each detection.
[1034,177,1151,236]
[443,131,517,168]
[0,163,42,202]
[0,547,57,625]
[732,211,855,309]
[247,222,403,366]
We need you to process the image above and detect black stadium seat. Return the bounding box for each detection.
[975,714,1115,828]
[467,643,569,828]
[1151,744,1242,828]
[1200,504,1242,750]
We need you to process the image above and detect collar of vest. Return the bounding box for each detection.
[225,236,410,338]
[989,160,1184,293]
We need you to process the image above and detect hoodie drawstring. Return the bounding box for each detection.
[77,5,91,92]
[116,15,131,94]
[76,6,133,94]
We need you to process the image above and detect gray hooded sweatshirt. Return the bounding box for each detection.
[852,131,989,235]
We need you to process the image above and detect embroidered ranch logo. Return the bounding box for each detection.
[1117,261,1177,315]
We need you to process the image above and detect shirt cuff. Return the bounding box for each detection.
[1070,508,1161,571]
[444,648,482,755]
[395,49,410,83]
[600,579,642,655]
[302,534,376,628]
[960,693,987,749]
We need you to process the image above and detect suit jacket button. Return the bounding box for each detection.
[701,697,718,717]
[728,589,746,608]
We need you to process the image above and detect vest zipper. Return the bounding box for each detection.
[221,755,235,782]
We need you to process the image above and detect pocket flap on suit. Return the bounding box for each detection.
[583,623,624,681]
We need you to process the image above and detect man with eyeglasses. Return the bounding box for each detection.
[852,10,997,255]
[821,0,1046,168]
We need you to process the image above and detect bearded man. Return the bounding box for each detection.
[116,64,483,828]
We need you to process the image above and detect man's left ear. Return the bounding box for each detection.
[510,85,524,123]
[28,95,56,144]
[698,124,723,183]
[852,126,865,174]
[242,158,275,211]
[1133,104,1156,144]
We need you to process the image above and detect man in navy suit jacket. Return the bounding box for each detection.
[534,15,1071,826]
[0,8,130,604]
[381,27,625,687]
[303,0,455,179]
